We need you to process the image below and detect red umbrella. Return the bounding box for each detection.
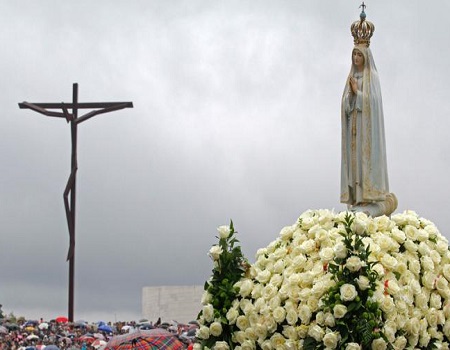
[55,316,69,323]
[105,329,184,350]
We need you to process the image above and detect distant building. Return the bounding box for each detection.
[142,285,203,324]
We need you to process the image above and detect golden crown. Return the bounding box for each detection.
[351,2,375,47]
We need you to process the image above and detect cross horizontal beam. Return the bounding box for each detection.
[18,102,133,109]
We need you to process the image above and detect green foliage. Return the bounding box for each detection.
[319,213,389,348]
[197,221,248,350]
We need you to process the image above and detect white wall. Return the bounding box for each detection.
[142,285,204,324]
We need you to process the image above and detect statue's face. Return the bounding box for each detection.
[352,49,364,69]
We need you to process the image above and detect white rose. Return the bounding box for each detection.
[380,296,395,314]
[262,284,278,301]
[244,327,257,341]
[299,239,316,254]
[256,270,271,284]
[385,279,400,295]
[357,275,370,290]
[324,312,336,327]
[297,324,309,338]
[279,225,294,241]
[371,338,387,350]
[201,291,213,304]
[430,293,442,309]
[404,239,417,253]
[270,274,283,288]
[419,331,431,347]
[307,296,320,312]
[416,228,429,242]
[226,308,239,324]
[430,250,441,265]
[315,311,325,325]
[436,276,449,296]
[436,240,449,255]
[392,336,407,350]
[443,320,450,337]
[193,344,202,350]
[377,235,394,252]
[418,242,431,256]
[380,254,397,270]
[270,333,286,348]
[383,322,396,343]
[237,279,254,298]
[281,326,297,341]
[251,283,263,299]
[372,263,385,278]
[345,343,361,350]
[234,331,246,344]
[273,260,285,274]
[203,304,214,322]
[406,317,420,335]
[443,265,450,281]
[395,262,407,275]
[345,256,363,272]
[272,306,286,323]
[354,218,367,235]
[333,304,347,319]
[307,324,325,342]
[286,309,298,325]
[196,325,210,339]
[409,259,421,275]
[236,315,249,331]
[323,332,339,349]
[255,323,268,340]
[214,341,230,350]
[259,340,272,350]
[404,225,418,240]
[421,256,435,271]
[334,242,347,259]
[426,308,440,328]
[217,225,231,239]
[208,245,223,261]
[391,228,406,243]
[241,340,255,350]
[422,271,437,289]
[269,295,281,310]
[210,321,223,337]
[298,304,312,324]
[319,247,334,262]
[340,283,358,301]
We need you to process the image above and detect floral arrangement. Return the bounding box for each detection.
[197,210,450,349]
[196,221,250,350]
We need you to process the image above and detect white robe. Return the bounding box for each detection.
[340,45,389,205]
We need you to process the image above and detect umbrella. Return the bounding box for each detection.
[98,324,113,333]
[0,325,8,334]
[45,346,61,350]
[105,329,184,350]
[38,322,49,330]
[93,339,107,349]
[27,334,40,340]
[55,316,69,323]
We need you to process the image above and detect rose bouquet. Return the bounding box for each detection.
[197,210,450,349]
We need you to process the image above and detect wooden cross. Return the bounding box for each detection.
[19,83,133,321]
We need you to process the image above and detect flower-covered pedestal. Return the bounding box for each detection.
[196,210,450,350]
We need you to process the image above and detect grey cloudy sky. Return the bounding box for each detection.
[1,0,449,322]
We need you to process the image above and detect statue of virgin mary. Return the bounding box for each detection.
[340,5,397,217]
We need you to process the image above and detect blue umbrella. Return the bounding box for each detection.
[45,346,60,350]
[98,324,113,333]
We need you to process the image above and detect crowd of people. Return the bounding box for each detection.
[0,307,198,350]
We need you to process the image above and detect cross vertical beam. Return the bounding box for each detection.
[19,83,133,321]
